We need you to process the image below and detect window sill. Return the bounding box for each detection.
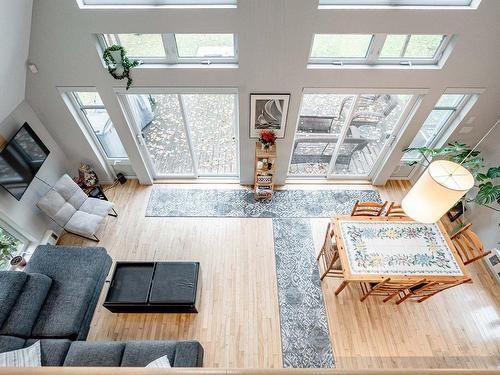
[307,63,442,70]
[136,63,239,70]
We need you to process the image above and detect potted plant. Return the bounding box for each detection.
[403,142,500,231]
[258,130,277,150]
[102,45,140,90]
[9,255,26,268]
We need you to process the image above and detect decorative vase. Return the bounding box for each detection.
[10,256,26,268]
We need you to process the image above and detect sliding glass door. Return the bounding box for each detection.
[119,90,238,179]
[289,90,420,180]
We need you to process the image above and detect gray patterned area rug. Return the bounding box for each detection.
[146,188,381,218]
[146,187,381,368]
[273,218,335,368]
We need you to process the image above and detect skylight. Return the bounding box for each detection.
[79,0,237,7]
[319,0,474,7]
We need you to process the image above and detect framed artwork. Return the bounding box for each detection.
[250,93,290,138]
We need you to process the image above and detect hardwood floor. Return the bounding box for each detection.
[58,180,500,369]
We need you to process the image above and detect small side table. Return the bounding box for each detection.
[86,185,108,201]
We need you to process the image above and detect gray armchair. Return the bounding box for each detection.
[37,174,116,241]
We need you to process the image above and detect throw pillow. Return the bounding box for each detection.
[0,340,41,367]
[145,354,171,368]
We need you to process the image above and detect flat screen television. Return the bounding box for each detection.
[0,123,50,200]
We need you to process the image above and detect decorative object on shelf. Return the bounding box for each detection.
[250,93,290,138]
[77,163,99,188]
[402,120,499,224]
[254,142,276,200]
[102,45,140,90]
[258,129,277,150]
[9,255,27,269]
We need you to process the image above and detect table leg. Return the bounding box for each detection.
[335,280,349,296]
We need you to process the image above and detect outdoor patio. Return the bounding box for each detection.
[289,94,410,177]
[141,94,238,176]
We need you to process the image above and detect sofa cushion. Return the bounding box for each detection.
[0,336,26,353]
[0,273,52,338]
[79,198,113,218]
[120,341,177,367]
[25,339,71,366]
[53,174,87,210]
[63,341,125,367]
[172,341,204,367]
[0,272,28,327]
[65,211,103,237]
[25,245,111,340]
[37,190,76,227]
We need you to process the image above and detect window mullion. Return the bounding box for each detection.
[367,34,386,64]
[162,33,178,64]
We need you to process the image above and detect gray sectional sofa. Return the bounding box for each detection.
[0,245,204,367]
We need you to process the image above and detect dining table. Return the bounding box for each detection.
[330,215,470,295]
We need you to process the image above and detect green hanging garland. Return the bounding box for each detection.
[102,45,140,90]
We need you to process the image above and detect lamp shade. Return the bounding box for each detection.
[402,160,474,223]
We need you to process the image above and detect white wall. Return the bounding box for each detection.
[24,0,500,185]
[0,0,33,124]
[0,101,69,242]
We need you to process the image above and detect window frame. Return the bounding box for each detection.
[318,0,479,9]
[308,33,452,66]
[68,91,129,161]
[79,0,237,8]
[401,94,470,162]
[99,33,238,65]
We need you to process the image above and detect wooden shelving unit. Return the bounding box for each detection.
[254,142,276,200]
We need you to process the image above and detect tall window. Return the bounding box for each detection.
[101,33,238,64]
[289,91,420,179]
[70,92,128,159]
[319,1,475,7]
[309,34,452,66]
[403,94,470,161]
[0,222,27,269]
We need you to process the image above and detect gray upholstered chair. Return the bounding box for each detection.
[37,174,116,241]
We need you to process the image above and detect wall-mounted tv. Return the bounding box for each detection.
[0,123,50,200]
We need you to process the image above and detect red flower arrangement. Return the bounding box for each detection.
[258,130,277,149]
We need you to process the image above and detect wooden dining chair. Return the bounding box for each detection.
[351,200,387,217]
[450,223,492,265]
[385,202,409,218]
[359,278,427,303]
[317,222,343,281]
[396,278,472,304]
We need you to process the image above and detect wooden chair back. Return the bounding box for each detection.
[450,224,491,265]
[397,278,472,304]
[317,222,342,280]
[351,200,387,217]
[359,278,427,302]
[385,202,409,218]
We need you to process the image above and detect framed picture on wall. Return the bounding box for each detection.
[250,93,290,138]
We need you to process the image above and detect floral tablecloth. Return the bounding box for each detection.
[339,221,464,276]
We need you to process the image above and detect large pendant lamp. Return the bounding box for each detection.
[402,160,474,223]
[402,119,499,224]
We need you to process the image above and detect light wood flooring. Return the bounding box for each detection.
[58,180,500,369]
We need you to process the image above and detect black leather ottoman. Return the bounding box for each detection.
[103,262,200,313]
